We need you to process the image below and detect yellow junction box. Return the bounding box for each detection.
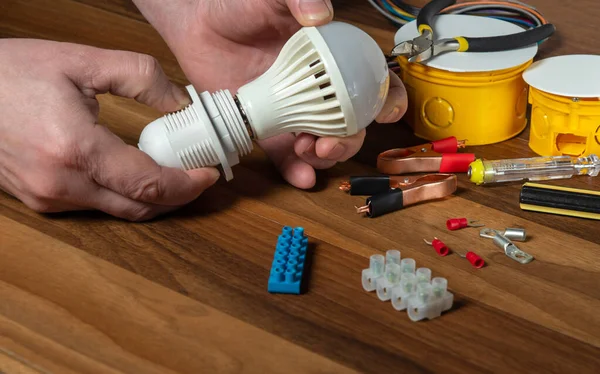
[393,14,540,146]
[528,89,600,156]
[397,56,532,146]
[523,54,600,157]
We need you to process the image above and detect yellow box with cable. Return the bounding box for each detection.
[393,14,540,145]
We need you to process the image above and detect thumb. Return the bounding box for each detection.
[63,45,191,112]
[88,125,220,206]
[286,0,334,26]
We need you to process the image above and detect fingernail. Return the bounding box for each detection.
[383,107,401,123]
[299,0,332,21]
[207,168,221,183]
[327,143,346,160]
[174,88,192,109]
[302,139,315,155]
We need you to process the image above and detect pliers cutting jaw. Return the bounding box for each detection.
[391,0,457,62]
[392,30,434,63]
[392,30,460,63]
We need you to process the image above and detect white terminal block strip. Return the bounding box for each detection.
[362,250,453,322]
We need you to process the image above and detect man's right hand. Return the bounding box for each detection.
[0,39,220,221]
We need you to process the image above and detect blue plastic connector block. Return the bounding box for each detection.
[268,226,309,294]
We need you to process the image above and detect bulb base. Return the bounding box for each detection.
[137,85,253,181]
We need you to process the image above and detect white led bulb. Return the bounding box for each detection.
[138,21,390,180]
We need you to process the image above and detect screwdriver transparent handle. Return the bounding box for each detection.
[479,154,600,184]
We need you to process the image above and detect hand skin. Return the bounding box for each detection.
[133,0,408,189]
[0,39,220,221]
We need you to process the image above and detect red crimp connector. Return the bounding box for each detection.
[439,153,476,173]
[465,252,485,268]
[431,238,449,256]
[446,218,484,230]
[447,218,468,230]
[423,237,450,256]
[431,136,459,153]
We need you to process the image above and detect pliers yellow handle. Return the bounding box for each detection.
[416,0,455,38]
[391,0,556,63]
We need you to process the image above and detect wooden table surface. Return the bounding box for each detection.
[1,0,599,373]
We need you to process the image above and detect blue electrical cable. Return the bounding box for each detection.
[379,0,414,22]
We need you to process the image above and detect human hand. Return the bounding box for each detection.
[134,0,408,188]
[0,39,220,221]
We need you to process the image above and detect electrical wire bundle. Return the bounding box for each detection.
[369,0,548,29]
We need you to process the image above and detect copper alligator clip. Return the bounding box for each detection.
[355,173,457,218]
[377,136,475,175]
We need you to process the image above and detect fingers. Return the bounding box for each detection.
[375,70,408,124]
[314,130,366,162]
[260,130,366,189]
[88,126,220,206]
[285,0,334,26]
[258,134,316,189]
[62,45,190,113]
[293,133,336,169]
[88,186,179,222]
[292,130,365,169]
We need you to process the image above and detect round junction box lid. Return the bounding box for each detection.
[523,54,600,98]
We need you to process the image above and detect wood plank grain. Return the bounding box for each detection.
[0,0,188,86]
[0,216,356,374]
[0,349,49,374]
[2,175,600,373]
[2,0,600,372]
[72,0,148,23]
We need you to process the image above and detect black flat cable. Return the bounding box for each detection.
[520,183,600,215]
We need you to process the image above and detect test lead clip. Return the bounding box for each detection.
[341,136,473,196]
[355,174,457,218]
[376,136,475,175]
[340,175,426,196]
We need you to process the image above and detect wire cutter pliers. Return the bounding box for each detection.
[340,136,474,196]
[391,0,556,63]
